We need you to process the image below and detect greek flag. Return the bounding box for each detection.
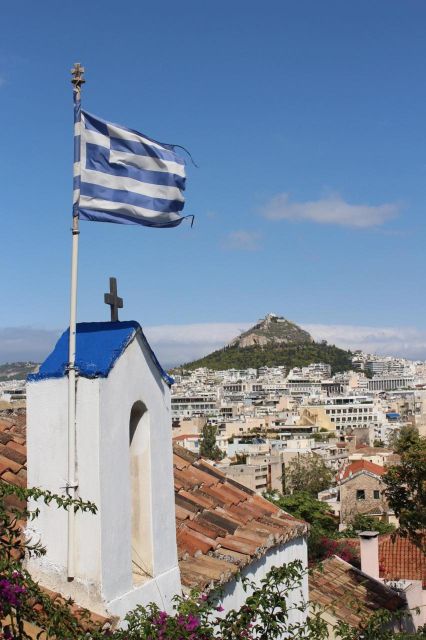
[73,93,188,228]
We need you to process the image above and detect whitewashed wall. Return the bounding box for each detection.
[218,536,308,629]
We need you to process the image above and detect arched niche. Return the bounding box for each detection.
[129,400,153,581]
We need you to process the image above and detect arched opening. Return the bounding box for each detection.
[129,401,153,581]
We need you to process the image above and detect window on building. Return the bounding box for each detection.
[356,489,365,500]
[373,490,380,499]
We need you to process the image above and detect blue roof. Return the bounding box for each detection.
[28,321,173,386]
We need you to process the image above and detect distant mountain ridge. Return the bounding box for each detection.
[0,362,38,382]
[181,314,354,373]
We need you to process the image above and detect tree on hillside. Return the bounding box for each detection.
[284,454,333,497]
[199,424,224,461]
[383,432,426,551]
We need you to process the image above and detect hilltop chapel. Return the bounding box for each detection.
[21,310,309,625]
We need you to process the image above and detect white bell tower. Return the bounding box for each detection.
[26,321,181,619]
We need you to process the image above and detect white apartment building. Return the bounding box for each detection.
[324,396,379,431]
[171,393,218,418]
[300,395,381,432]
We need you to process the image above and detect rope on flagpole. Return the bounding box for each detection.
[67,62,85,581]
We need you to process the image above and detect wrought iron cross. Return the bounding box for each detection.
[104,277,123,322]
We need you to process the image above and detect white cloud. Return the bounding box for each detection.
[3,321,426,369]
[304,324,426,360]
[223,230,262,251]
[144,322,251,366]
[262,193,400,228]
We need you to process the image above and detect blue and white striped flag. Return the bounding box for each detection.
[73,94,189,228]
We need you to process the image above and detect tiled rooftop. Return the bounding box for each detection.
[338,459,385,482]
[335,535,426,588]
[0,412,27,511]
[380,534,426,587]
[310,555,406,627]
[173,444,307,590]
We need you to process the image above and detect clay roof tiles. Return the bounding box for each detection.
[310,555,406,627]
[0,414,27,507]
[173,444,307,590]
[379,534,426,587]
[339,459,385,482]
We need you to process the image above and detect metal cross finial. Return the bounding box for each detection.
[71,62,85,92]
[104,277,123,322]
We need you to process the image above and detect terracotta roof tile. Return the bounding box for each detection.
[339,460,385,482]
[181,489,216,510]
[177,526,215,557]
[179,555,239,589]
[340,535,426,587]
[0,414,27,492]
[213,547,250,566]
[186,465,218,487]
[188,515,228,539]
[228,503,255,525]
[0,454,22,475]
[174,467,201,491]
[2,470,26,488]
[379,534,426,587]
[172,444,307,590]
[174,504,193,521]
[198,484,233,508]
[173,453,190,470]
[195,459,227,480]
[0,444,26,466]
[310,556,406,627]
[216,535,260,556]
[175,492,199,515]
[202,509,240,534]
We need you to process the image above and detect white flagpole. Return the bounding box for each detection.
[67,62,85,580]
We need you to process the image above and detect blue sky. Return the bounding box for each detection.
[1,1,426,365]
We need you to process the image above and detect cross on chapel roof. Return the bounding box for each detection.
[104,277,123,322]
